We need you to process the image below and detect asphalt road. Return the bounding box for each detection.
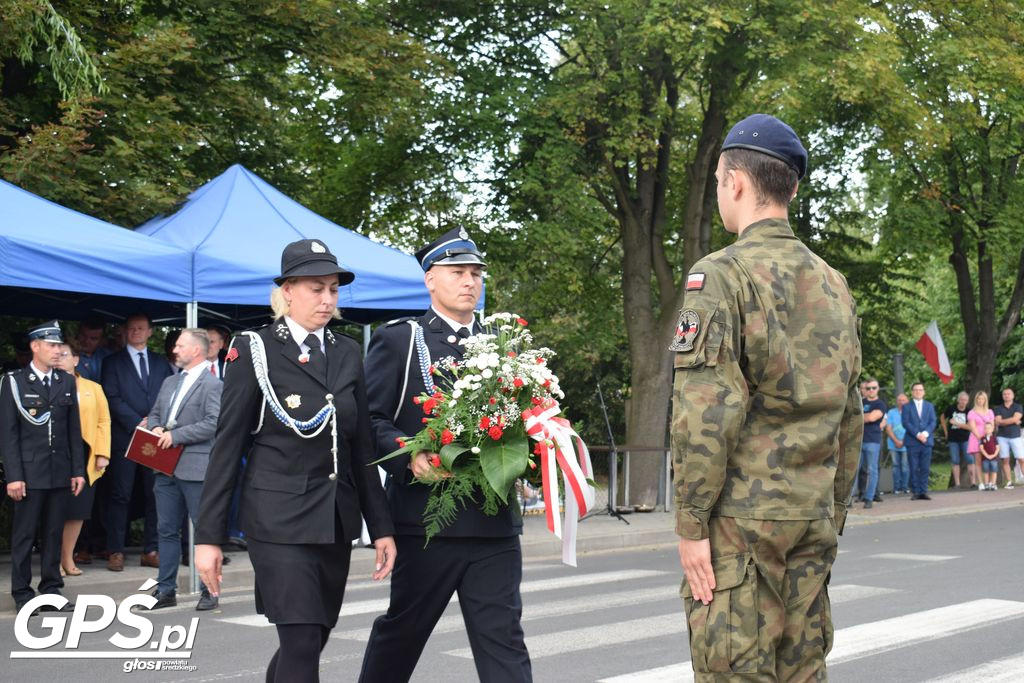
[2,507,1022,682]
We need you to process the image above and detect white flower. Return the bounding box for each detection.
[471,446,480,454]
[481,368,493,379]
[452,389,463,399]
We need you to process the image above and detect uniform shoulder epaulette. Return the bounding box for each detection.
[385,316,415,327]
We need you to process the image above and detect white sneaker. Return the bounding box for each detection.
[1005,482,1014,490]
[989,483,997,491]
[978,483,986,491]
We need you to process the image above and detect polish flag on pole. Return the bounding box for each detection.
[915,321,954,384]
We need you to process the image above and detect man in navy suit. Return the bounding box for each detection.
[902,382,937,500]
[101,313,174,571]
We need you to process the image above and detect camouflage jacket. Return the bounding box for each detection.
[670,218,862,540]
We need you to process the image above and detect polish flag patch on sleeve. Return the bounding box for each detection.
[686,273,705,291]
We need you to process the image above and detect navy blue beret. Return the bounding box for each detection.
[721,114,807,180]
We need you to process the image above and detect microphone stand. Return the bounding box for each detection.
[588,379,629,525]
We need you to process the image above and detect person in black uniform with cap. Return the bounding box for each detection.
[1,321,86,615]
[359,228,532,683]
[194,239,396,683]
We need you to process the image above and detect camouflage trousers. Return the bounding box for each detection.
[681,516,838,682]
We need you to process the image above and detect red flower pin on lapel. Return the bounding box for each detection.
[225,347,239,362]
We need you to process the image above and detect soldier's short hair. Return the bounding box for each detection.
[722,148,799,207]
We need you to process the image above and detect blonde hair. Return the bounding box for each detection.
[974,391,989,411]
[270,280,341,320]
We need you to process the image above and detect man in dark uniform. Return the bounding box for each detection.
[359,228,532,683]
[1,321,86,615]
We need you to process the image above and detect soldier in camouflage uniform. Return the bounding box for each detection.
[671,113,862,681]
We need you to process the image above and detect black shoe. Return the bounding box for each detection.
[37,597,74,613]
[863,500,873,509]
[911,494,922,500]
[873,494,883,502]
[919,493,931,500]
[150,590,177,609]
[226,536,248,551]
[196,589,218,611]
[15,602,39,617]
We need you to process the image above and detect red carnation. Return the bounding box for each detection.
[422,417,429,424]
[413,396,422,405]
[488,425,504,440]
[488,397,496,405]
[430,454,441,468]
[479,416,491,430]
[542,379,551,388]
[225,347,239,362]
[533,443,544,455]
[513,378,524,388]
[396,437,407,447]
[441,429,454,445]
[531,396,542,405]
[516,318,528,326]
[507,351,517,358]
[529,461,537,470]
[497,377,504,383]
[536,357,545,364]
[422,399,437,415]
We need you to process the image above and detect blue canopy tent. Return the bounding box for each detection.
[136,164,431,328]
[0,179,193,321]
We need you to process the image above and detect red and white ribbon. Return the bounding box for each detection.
[522,401,595,566]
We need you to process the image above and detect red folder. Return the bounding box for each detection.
[125,426,183,476]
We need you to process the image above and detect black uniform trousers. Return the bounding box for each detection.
[10,487,69,605]
[359,534,531,683]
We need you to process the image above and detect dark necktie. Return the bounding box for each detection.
[304,333,327,381]
[42,375,50,398]
[457,327,471,339]
[138,351,149,385]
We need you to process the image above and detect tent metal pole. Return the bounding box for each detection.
[363,324,371,358]
[186,300,199,594]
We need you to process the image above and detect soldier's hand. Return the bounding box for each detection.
[410,451,450,482]
[196,544,223,597]
[6,481,26,501]
[372,535,397,581]
[678,538,716,605]
[70,477,85,496]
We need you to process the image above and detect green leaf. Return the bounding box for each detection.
[477,436,529,503]
[439,443,470,469]
[371,441,417,465]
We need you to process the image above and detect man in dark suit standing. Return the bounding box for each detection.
[1,321,86,614]
[147,329,223,610]
[359,229,531,683]
[902,381,938,500]
[101,313,174,571]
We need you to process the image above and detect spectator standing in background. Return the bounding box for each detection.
[885,393,910,494]
[993,388,1021,490]
[903,382,937,500]
[859,378,886,508]
[967,391,995,492]
[941,392,975,489]
[205,326,229,379]
[74,317,111,383]
[979,422,1000,490]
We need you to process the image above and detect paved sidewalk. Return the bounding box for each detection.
[2,486,1021,615]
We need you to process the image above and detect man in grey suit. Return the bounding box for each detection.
[147,329,223,610]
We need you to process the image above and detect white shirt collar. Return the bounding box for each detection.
[179,359,212,379]
[431,307,474,335]
[29,361,52,381]
[284,316,324,350]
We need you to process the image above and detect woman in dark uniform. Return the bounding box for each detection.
[195,239,396,682]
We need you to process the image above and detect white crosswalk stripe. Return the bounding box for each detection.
[224,568,669,627]
[597,599,1024,683]
[927,653,1024,683]
[868,552,960,562]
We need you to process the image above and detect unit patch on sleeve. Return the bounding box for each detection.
[670,309,701,352]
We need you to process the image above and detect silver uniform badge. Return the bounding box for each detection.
[670,309,701,352]
[311,241,326,253]
[285,394,302,409]
[458,227,469,240]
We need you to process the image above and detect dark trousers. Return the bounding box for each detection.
[359,535,531,683]
[10,488,68,604]
[907,441,933,495]
[153,474,204,594]
[105,453,157,553]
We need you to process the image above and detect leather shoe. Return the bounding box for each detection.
[196,590,218,611]
[73,551,93,565]
[863,500,873,509]
[918,493,931,500]
[140,551,160,568]
[150,590,177,609]
[38,600,75,613]
[15,602,39,617]
[226,536,248,551]
[107,552,125,572]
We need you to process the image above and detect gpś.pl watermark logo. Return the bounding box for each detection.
[10,579,199,672]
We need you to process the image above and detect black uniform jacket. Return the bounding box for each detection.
[365,309,522,537]
[0,367,85,488]
[195,321,394,546]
